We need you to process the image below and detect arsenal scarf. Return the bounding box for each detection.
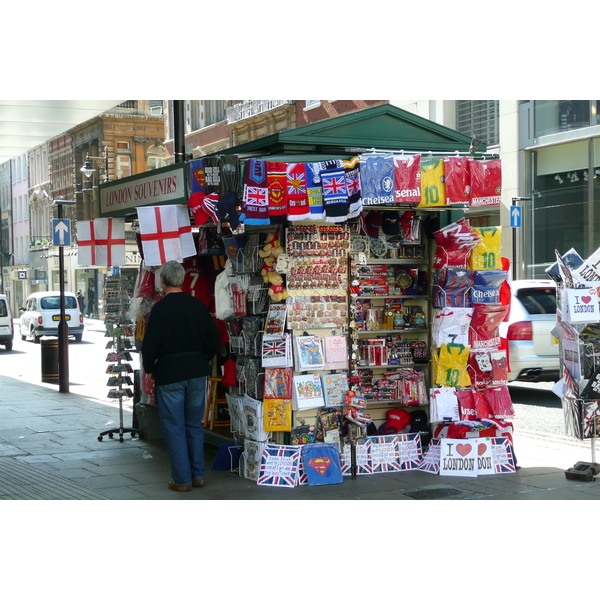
[242,159,270,225]
[286,163,310,221]
[343,156,362,219]
[321,166,349,222]
[305,162,324,220]
[267,161,288,223]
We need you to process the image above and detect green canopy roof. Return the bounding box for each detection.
[213,103,482,158]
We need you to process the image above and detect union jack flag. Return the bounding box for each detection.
[398,433,423,470]
[287,171,306,195]
[244,186,268,206]
[369,435,401,472]
[417,438,441,474]
[490,437,516,473]
[341,439,373,475]
[262,334,289,361]
[257,444,301,488]
[321,170,348,198]
[345,172,360,196]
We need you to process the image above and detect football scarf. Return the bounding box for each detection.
[267,161,288,223]
[188,158,205,194]
[470,159,502,207]
[394,154,421,204]
[321,166,349,222]
[359,153,395,205]
[305,162,325,220]
[242,159,270,225]
[443,155,471,205]
[218,155,240,196]
[286,163,310,221]
[343,156,362,218]
[203,157,221,194]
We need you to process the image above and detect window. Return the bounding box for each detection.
[456,100,499,147]
[190,100,202,131]
[205,100,226,126]
[516,287,557,315]
[116,141,130,152]
[147,145,167,171]
[534,100,595,137]
[116,155,131,179]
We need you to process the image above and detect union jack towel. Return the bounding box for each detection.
[257,444,301,488]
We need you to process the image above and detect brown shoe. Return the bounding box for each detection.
[192,478,205,488]
[168,480,192,492]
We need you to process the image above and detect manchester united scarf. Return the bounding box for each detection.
[267,161,288,223]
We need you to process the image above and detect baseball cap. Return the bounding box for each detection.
[381,211,400,236]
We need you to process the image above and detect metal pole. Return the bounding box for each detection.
[57,203,69,393]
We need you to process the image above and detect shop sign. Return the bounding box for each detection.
[99,163,187,217]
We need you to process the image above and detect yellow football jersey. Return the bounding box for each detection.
[432,343,471,387]
[468,226,502,270]
[419,158,446,207]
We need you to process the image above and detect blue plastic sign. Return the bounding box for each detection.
[53,219,71,247]
[510,205,522,228]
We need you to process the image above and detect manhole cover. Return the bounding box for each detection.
[404,487,464,500]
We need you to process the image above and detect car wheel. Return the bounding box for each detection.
[21,334,26,341]
[31,329,40,343]
[4,341,12,351]
[74,334,82,343]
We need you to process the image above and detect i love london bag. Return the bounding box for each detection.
[564,287,600,323]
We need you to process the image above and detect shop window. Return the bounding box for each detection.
[456,100,499,147]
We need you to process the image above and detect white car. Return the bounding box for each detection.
[0,294,14,351]
[19,291,84,343]
[499,279,560,382]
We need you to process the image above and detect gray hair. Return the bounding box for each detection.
[159,260,185,288]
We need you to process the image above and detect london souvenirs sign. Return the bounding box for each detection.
[99,163,187,218]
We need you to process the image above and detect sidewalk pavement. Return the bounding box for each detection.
[2,343,600,500]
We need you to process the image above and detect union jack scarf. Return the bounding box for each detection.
[321,166,349,223]
[242,159,270,225]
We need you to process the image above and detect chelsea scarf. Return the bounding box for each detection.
[242,159,270,225]
[267,161,288,223]
[305,162,325,220]
[286,163,311,221]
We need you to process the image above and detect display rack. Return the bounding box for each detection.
[98,272,142,442]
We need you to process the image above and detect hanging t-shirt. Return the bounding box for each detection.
[470,159,502,207]
[468,226,502,271]
[432,343,471,387]
[359,154,395,205]
[432,307,473,347]
[419,158,446,207]
[443,155,471,205]
[394,154,421,204]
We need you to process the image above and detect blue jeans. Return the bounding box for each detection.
[155,376,207,486]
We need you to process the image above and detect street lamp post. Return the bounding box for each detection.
[53,197,76,393]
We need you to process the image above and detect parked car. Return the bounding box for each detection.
[0,294,14,351]
[499,279,560,382]
[19,291,84,343]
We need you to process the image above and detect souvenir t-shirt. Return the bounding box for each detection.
[468,226,502,271]
[394,154,421,204]
[443,155,471,205]
[432,343,471,387]
[419,158,446,207]
[359,154,395,205]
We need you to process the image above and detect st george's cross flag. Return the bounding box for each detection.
[77,218,126,267]
[137,205,196,266]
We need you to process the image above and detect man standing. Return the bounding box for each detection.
[141,260,221,492]
[76,290,86,315]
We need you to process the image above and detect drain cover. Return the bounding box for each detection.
[404,487,465,500]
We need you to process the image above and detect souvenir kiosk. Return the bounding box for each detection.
[93,104,516,485]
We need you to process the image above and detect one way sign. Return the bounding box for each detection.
[510,205,522,228]
[53,219,71,247]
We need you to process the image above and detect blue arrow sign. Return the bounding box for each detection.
[53,219,71,246]
[510,205,522,228]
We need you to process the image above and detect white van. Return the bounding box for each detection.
[19,291,84,343]
[0,294,14,351]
